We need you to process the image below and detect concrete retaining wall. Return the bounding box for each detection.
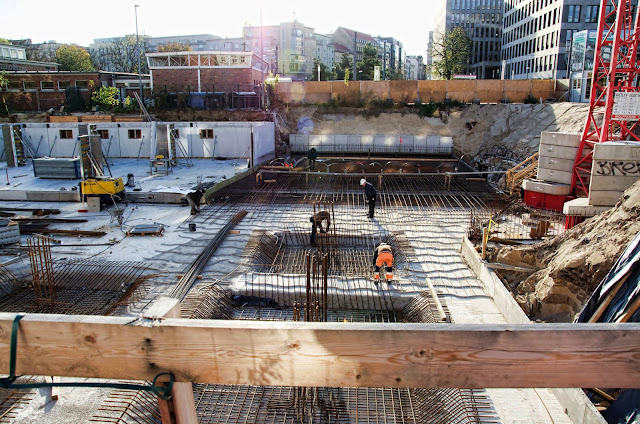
[459,236,606,424]
[289,134,452,155]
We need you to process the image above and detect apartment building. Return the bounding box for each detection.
[244,22,316,80]
[314,33,335,71]
[432,0,504,79]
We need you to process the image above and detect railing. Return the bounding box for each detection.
[505,152,539,195]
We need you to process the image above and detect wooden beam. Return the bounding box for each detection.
[146,298,198,424]
[0,313,638,389]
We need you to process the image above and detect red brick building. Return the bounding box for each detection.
[1,71,150,111]
[146,51,267,93]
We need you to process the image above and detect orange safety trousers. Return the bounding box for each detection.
[375,252,393,268]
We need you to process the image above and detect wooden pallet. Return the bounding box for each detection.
[126,224,165,236]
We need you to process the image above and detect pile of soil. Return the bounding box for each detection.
[491,180,640,322]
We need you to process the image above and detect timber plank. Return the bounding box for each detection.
[0,314,638,389]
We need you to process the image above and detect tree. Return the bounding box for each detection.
[90,34,149,73]
[0,38,11,45]
[157,43,192,53]
[91,86,119,111]
[311,58,335,81]
[0,70,8,88]
[56,45,94,71]
[356,43,381,81]
[334,53,352,80]
[430,27,472,80]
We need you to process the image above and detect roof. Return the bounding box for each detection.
[336,27,377,44]
[332,43,351,53]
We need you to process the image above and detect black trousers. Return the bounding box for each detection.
[368,197,376,217]
[310,223,317,245]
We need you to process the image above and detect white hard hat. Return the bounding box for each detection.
[360,178,366,185]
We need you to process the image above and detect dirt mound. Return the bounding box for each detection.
[492,180,640,322]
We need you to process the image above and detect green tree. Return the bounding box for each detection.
[334,53,352,80]
[56,45,94,71]
[0,70,8,88]
[311,58,335,81]
[0,38,11,45]
[356,43,381,81]
[157,43,192,52]
[91,86,119,111]
[430,27,472,80]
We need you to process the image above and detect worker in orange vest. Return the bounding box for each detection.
[373,242,393,282]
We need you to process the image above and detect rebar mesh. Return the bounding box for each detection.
[0,260,150,315]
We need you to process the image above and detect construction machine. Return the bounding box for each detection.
[80,177,125,205]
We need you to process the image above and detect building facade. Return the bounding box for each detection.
[146,34,219,52]
[432,0,504,79]
[331,27,378,66]
[405,55,425,80]
[314,33,335,71]
[244,22,316,80]
[0,43,59,71]
[375,37,405,79]
[501,0,637,80]
[1,71,147,111]
[146,51,267,93]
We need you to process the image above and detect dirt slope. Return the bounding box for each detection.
[277,103,589,160]
[492,180,640,322]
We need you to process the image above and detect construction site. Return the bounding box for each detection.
[0,3,639,423]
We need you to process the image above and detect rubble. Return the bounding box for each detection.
[491,179,640,322]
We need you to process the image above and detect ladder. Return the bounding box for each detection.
[169,125,193,168]
[10,125,35,166]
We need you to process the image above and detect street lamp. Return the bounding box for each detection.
[134,4,142,103]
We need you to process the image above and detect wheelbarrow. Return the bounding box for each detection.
[109,207,124,225]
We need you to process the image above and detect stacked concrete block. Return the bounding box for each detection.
[589,142,640,206]
[536,131,581,185]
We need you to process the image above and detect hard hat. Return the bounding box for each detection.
[360,178,366,185]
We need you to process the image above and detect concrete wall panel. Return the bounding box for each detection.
[537,168,573,184]
[539,144,579,160]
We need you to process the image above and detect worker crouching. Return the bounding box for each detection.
[186,189,204,215]
[310,210,331,246]
[373,242,393,282]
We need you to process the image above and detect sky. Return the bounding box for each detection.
[0,0,442,57]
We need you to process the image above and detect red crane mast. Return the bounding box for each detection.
[571,0,640,197]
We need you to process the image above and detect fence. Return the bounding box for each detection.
[274,79,564,105]
[289,134,453,156]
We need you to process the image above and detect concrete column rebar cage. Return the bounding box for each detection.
[27,234,56,309]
